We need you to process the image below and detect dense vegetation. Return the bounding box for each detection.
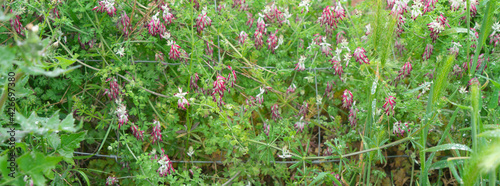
[1,0,500,185]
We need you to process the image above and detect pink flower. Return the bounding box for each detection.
[451,64,463,79]
[427,14,450,42]
[422,44,433,61]
[169,41,181,60]
[212,76,227,106]
[156,148,174,177]
[469,28,479,49]
[449,42,461,57]
[383,96,396,116]
[195,10,212,34]
[353,47,369,64]
[161,4,175,26]
[286,83,296,94]
[106,176,118,185]
[393,121,410,137]
[331,172,341,186]
[256,17,267,33]
[246,13,254,29]
[393,62,412,87]
[254,30,264,49]
[390,0,409,16]
[342,90,353,109]
[271,104,282,121]
[336,31,346,45]
[349,107,358,127]
[156,51,164,61]
[217,3,226,12]
[449,0,462,11]
[104,77,121,101]
[174,88,190,110]
[320,38,333,57]
[490,34,500,47]
[467,0,479,17]
[256,87,265,105]
[331,58,343,78]
[190,73,200,92]
[423,0,438,13]
[151,120,163,144]
[9,10,25,36]
[263,122,270,136]
[318,3,346,36]
[238,31,248,45]
[463,54,488,73]
[298,101,309,118]
[324,81,335,99]
[205,40,213,57]
[267,30,279,53]
[92,0,117,17]
[395,40,406,56]
[117,12,131,36]
[295,56,306,71]
[227,66,237,88]
[115,101,128,129]
[294,117,307,133]
[147,12,166,36]
[130,124,144,141]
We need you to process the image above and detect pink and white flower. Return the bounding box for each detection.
[246,13,254,29]
[263,122,270,136]
[168,40,181,60]
[256,87,265,104]
[9,10,25,36]
[104,77,121,101]
[349,106,358,127]
[151,120,163,144]
[295,55,306,71]
[428,14,450,42]
[117,12,131,36]
[353,47,369,64]
[115,99,128,129]
[174,88,190,110]
[106,176,118,185]
[294,117,307,133]
[342,90,353,109]
[267,30,279,53]
[320,38,333,56]
[147,12,166,36]
[449,42,461,56]
[93,0,117,17]
[195,9,212,33]
[393,121,410,137]
[331,57,343,78]
[422,44,433,61]
[286,83,296,94]
[238,31,248,45]
[254,30,264,49]
[298,101,309,118]
[130,124,144,141]
[157,148,174,177]
[383,96,396,116]
[271,104,282,121]
[161,3,175,26]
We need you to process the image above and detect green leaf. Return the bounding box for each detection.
[17,152,62,186]
[57,131,87,159]
[448,160,463,184]
[439,28,468,36]
[54,56,77,69]
[423,143,472,152]
[47,132,61,150]
[479,130,500,138]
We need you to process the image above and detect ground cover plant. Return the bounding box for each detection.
[1,0,500,185]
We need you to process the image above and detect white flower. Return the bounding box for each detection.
[492,22,500,34]
[459,86,468,94]
[174,87,188,98]
[116,47,125,57]
[161,31,171,40]
[187,146,194,157]
[278,146,292,158]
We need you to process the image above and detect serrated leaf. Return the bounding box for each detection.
[55,56,77,69]
[423,143,472,153]
[57,131,87,159]
[17,152,62,186]
[47,132,61,150]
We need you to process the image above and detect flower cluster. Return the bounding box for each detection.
[267,30,279,53]
[168,40,182,60]
[9,10,25,36]
[93,0,117,17]
[254,29,264,49]
[238,31,248,45]
[423,0,438,13]
[161,3,175,26]
[205,40,213,57]
[115,99,129,129]
[226,66,237,90]
[174,88,190,110]
[262,2,290,25]
[213,76,227,106]
[324,81,334,100]
[263,122,270,136]
[353,47,369,65]
[147,12,166,37]
[298,101,309,118]
[295,55,306,71]
[246,13,254,28]
[489,22,500,47]
[151,120,163,144]
[286,84,296,94]
[331,58,343,78]
[320,38,333,57]
[393,121,410,137]
[271,104,282,121]
[393,62,412,87]
[156,148,175,177]
[104,77,121,101]
[256,87,265,105]
[395,40,406,56]
[427,14,450,42]
[383,96,396,116]
[190,73,201,92]
[349,106,358,127]
[422,44,433,61]
[449,41,461,57]
[342,90,353,109]
[106,176,118,185]
[390,0,409,16]
[463,54,488,73]
[318,3,346,36]
[410,0,423,20]
[130,124,144,141]
[196,9,212,33]
[294,117,307,133]
[117,12,131,36]
[299,0,311,13]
